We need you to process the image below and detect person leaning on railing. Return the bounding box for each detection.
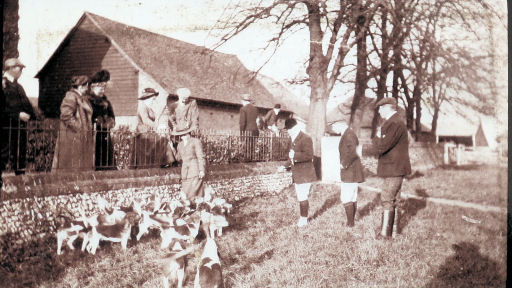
[88,69,116,170]
[131,87,159,168]
[52,75,94,171]
[1,58,36,182]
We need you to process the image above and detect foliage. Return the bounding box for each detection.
[25,119,58,172]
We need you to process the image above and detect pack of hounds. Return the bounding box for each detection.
[55,186,232,288]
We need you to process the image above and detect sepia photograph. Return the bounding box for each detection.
[0,0,508,287]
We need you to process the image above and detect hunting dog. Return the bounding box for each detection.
[55,212,90,255]
[85,211,141,254]
[160,240,195,288]
[194,237,223,288]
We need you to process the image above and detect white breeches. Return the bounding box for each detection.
[340,182,358,203]
[295,183,311,202]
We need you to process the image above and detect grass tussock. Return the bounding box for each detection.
[1,165,507,288]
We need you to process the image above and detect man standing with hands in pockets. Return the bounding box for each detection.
[280,118,317,227]
[372,97,411,239]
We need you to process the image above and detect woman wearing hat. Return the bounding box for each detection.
[131,88,159,168]
[173,126,206,202]
[88,70,116,170]
[52,75,94,171]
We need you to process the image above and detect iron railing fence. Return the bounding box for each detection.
[0,119,290,173]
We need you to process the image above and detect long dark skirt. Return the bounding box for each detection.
[95,129,116,170]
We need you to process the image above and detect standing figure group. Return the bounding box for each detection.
[280,97,410,240]
[135,86,205,204]
[53,70,117,171]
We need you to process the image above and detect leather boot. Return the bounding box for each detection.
[343,203,355,227]
[392,207,401,238]
[379,209,395,238]
[299,200,309,218]
[298,200,309,227]
[353,201,357,220]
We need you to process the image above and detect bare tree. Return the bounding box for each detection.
[215,0,379,157]
[2,0,20,63]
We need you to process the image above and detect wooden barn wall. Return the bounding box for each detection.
[38,17,138,118]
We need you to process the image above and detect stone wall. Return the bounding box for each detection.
[0,162,292,250]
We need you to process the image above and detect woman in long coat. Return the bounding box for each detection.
[89,70,116,170]
[173,127,206,202]
[52,75,94,171]
[131,88,158,168]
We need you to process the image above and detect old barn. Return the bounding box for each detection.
[36,12,294,131]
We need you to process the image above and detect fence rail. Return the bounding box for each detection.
[0,119,290,173]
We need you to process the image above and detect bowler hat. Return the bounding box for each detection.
[240,93,251,101]
[284,118,297,130]
[90,70,110,83]
[70,75,90,87]
[138,88,159,100]
[375,97,397,108]
[4,58,25,69]
[176,87,191,98]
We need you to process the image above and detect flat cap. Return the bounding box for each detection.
[375,97,397,108]
[4,58,25,69]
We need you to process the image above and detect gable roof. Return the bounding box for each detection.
[36,12,275,109]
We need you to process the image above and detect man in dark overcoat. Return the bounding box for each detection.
[329,121,365,227]
[372,97,411,238]
[1,58,35,182]
[280,118,317,227]
[263,103,281,135]
[239,93,259,160]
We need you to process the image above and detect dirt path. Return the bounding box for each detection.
[358,184,507,214]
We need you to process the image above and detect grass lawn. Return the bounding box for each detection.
[1,164,507,287]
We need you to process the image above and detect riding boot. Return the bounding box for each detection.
[298,200,309,227]
[379,209,395,238]
[392,207,401,238]
[343,202,355,227]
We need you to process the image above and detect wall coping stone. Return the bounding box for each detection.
[1,161,287,201]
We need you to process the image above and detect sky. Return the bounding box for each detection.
[16,0,508,135]
[17,0,313,100]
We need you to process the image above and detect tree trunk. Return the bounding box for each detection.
[398,69,414,130]
[431,106,439,138]
[413,81,422,141]
[307,89,327,157]
[3,0,20,62]
[305,2,328,157]
[351,9,368,134]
